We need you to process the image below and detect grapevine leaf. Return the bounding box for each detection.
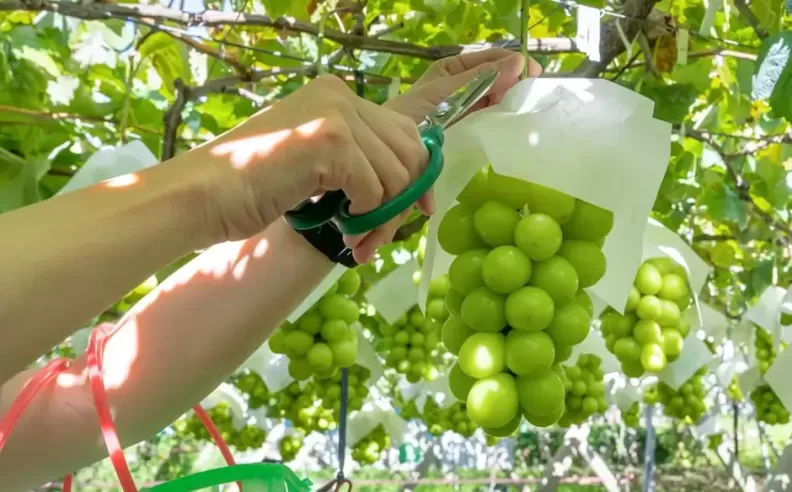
[752,32,792,121]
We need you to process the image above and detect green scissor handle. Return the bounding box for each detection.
[284,124,445,236]
[140,463,312,491]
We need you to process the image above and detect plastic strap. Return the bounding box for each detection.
[86,326,243,492]
[0,358,74,492]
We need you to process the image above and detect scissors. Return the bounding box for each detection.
[283,68,500,236]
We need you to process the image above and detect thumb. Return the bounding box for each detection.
[447,52,541,108]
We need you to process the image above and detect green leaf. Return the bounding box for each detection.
[700,185,748,226]
[139,32,190,97]
[752,32,792,121]
[0,153,49,212]
[752,0,784,35]
[639,82,698,124]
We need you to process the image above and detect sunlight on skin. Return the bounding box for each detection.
[210,130,293,169]
[209,118,327,169]
[97,237,270,391]
[102,174,140,188]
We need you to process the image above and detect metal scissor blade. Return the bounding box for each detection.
[422,68,500,130]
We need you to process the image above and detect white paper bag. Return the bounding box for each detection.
[418,78,671,312]
[286,264,348,323]
[609,377,641,411]
[240,342,293,393]
[399,374,456,413]
[699,303,730,345]
[347,400,407,447]
[737,365,763,396]
[744,286,786,335]
[657,336,713,390]
[56,141,159,196]
[763,348,792,412]
[352,322,383,384]
[365,259,420,324]
[569,329,621,375]
[199,382,249,430]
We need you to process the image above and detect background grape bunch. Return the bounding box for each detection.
[643,368,708,423]
[269,269,363,380]
[175,402,268,451]
[622,401,641,428]
[558,354,609,426]
[601,257,693,377]
[422,399,477,438]
[750,385,790,425]
[278,434,304,462]
[351,424,392,465]
[754,326,784,374]
[437,166,614,432]
[370,275,449,383]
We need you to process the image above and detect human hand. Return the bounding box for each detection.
[197,74,432,261]
[384,48,543,125]
[339,49,541,259]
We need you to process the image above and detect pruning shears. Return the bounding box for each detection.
[283,68,500,236]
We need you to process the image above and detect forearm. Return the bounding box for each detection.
[0,219,333,491]
[0,154,217,382]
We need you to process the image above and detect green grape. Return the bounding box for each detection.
[466,372,520,428]
[751,385,790,425]
[517,368,565,417]
[505,330,555,376]
[530,256,579,304]
[505,287,555,332]
[557,240,607,288]
[514,213,563,261]
[481,246,532,294]
[449,249,488,295]
[523,183,576,224]
[544,301,591,346]
[461,287,507,332]
[473,201,521,247]
[458,332,506,378]
[561,200,614,241]
[438,204,487,255]
[486,167,533,209]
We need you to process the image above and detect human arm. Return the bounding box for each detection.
[0,48,534,490]
[0,218,334,491]
[0,75,428,382]
[0,154,218,383]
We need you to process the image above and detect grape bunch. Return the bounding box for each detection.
[622,401,641,428]
[438,167,613,432]
[312,364,371,418]
[422,398,477,438]
[373,276,448,383]
[601,257,692,377]
[643,369,707,423]
[557,354,609,426]
[351,424,391,465]
[175,402,267,451]
[269,269,363,380]
[754,327,784,374]
[726,377,743,402]
[750,385,790,425]
[235,374,339,434]
[279,434,304,462]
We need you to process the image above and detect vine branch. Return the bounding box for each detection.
[731,0,768,40]
[0,1,578,59]
[572,0,661,77]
